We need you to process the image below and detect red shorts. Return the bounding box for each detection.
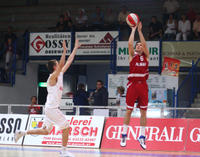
[126,81,148,110]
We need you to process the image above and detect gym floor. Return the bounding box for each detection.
[0,145,200,157]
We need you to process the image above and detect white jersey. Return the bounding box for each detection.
[116,94,126,106]
[45,72,63,109]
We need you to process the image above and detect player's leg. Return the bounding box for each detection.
[137,109,147,150]
[121,82,137,147]
[120,109,133,147]
[14,128,49,143]
[62,127,70,147]
[122,109,132,135]
[137,83,148,150]
[140,109,147,135]
[14,119,52,143]
[50,109,73,157]
[14,115,53,143]
[27,128,49,135]
[60,126,74,157]
[123,109,132,126]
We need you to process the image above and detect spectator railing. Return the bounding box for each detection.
[1,104,200,119]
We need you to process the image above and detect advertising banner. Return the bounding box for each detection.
[101,118,187,151]
[185,119,200,152]
[117,41,160,67]
[162,41,200,67]
[0,114,28,145]
[162,57,180,77]
[29,32,71,56]
[76,31,118,55]
[23,115,104,148]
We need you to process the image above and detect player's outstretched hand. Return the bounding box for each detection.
[138,22,142,32]
[62,40,67,52]
[74,40,81,49]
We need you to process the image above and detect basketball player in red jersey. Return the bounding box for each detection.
[120,21,149,150]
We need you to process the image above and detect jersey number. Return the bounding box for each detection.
[140,56,144,61]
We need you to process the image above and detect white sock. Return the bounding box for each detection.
[122,124,128,135]
[61,146,67,151]
[140,126,145,137]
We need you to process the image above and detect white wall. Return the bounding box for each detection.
[0,63,38,104]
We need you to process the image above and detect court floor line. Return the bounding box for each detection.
[0,146,199,157]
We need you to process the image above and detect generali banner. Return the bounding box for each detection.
[101,117,200,152]
[23,115,104,148]
[186,119,200,152]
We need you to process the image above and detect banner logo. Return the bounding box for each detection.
[99,33,114,43]
[31,36,45,53]
[0,115,28,145]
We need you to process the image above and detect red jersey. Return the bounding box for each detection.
[28,104,40,114]
[128,53,149,82]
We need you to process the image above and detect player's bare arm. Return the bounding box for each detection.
[128,25,137,62]
[49,40,67,86]
[62,40,81,73]
[138,22,149,60]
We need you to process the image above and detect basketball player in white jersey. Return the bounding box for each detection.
[14,40,80,157]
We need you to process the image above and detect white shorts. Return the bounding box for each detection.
[42,108,69,132]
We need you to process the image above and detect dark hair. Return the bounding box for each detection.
[78,83,85,90]
[117,86,125,94]
[97,80,103,85]
[31,96,37,101]
[47,60,57,73]
[135,41,141,48]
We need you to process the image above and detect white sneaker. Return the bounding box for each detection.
[14,130,25,143]
[120,134,127,147]
[138,135,146,150]
[60,150,75,157]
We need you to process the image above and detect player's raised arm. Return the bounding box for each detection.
[62,40,80,73]
[127,24,137,62]
[50,40,67,82]
[138,22,149,59]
